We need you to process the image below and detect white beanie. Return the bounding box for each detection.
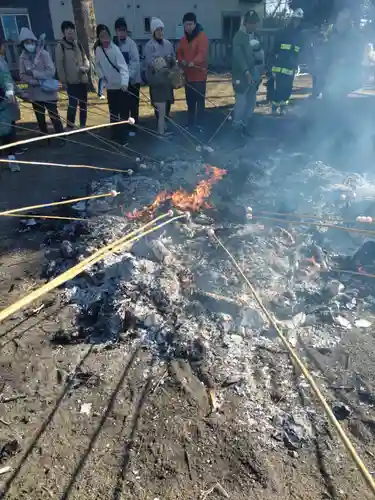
[151,18,164,34]
[19,27,37,43]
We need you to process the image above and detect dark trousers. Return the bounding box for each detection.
[67,83,88,128]
[32,101,64,135]
[272,73,294,106]
[266,75,275,102]
[107,88,129,143]
[1,123,16,155]
[185,81,206,126]
[128,83,140,129]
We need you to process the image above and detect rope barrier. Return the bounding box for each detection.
[137,88,204,149]
[3,120,134,161]
[0,191,118,217]
[0,211,184,323]
[210,230,375,496]
[0,158,133,175]
[59,90,192,154]
[10,99,167,165]
[24,99,127,157]
[0,118,133,152]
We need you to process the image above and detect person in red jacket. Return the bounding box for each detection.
[177,12,209,131]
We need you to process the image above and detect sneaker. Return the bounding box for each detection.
[8,155,20,172]
[99,95,106,100]
[128,131,136,137]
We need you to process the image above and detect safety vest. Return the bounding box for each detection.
[271,26,303,76]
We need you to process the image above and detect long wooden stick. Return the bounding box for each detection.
[0,119,133,152]
[0,191,118,216]
[0,158,133,174]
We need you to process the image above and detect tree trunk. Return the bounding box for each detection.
[71,0,97,91]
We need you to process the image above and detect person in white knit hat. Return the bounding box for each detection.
[144,17,175,127]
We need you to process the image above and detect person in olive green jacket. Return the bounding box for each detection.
[232,10,264,135]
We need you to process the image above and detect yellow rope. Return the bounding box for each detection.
[0,191,118,217]
[0,212,183,323]
[0,158,133,175]
[211,231,375,496]
[0,118,132,152]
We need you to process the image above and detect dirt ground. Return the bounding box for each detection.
[1,76,375,500]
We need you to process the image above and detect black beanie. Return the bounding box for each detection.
[115,17,128,31]
[244,10,260,24]
[96,24,110,39]
[61,20,75,33]
[183,12,197,24]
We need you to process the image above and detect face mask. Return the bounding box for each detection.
[24,44,36,53]
[102,40,110,49]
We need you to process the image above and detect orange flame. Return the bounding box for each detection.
[126,165,226,219]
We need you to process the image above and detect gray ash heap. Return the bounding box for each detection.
[28,147,375,451]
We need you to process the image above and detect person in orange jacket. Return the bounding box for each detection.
[177,12,209,131]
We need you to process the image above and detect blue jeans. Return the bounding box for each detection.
[98,77,104,97]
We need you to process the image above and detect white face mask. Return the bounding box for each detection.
[24,43,36,53]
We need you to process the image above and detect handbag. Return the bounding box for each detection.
[41,78,60,92]
[169,67,185,89]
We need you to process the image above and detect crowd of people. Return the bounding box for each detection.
[0,6,369,171]
[0,11,210,170]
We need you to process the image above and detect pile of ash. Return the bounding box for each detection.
[23,150,375,452]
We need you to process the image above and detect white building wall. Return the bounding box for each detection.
[49,0,264,40]
[49,0,74,38]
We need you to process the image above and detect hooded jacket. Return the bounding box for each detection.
[177,24,209,82]
[55,38,90,85]
[19,28,58,102]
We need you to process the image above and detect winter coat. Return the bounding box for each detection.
[232,28,263,93]
[113,36,141,84]
[143,38,175,71]
[177,24,209,82]
[0,68,20,136]
[272,25,304,73]
[55,38,90,85]
[147,65,174,103]
[95,43,129,90]
[19,49,58,102]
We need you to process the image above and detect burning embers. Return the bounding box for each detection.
[126,165,226,219]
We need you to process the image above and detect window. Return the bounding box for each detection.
[144,17,151,33]
[222,15,241,40]
[0,13,31,41]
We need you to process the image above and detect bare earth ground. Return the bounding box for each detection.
[1,76,375,500]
